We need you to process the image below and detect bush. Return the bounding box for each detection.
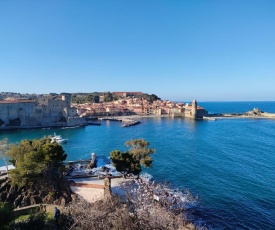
[67,179,197,230]
[0,202,14,229]
[11,212,46,230]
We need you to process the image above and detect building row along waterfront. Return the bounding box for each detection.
[74,98,208,119]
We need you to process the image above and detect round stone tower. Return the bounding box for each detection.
[191,99,197,119]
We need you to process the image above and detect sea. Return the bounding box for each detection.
[1,101,275,230]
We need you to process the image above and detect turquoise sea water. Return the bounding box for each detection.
[1,102,275,229]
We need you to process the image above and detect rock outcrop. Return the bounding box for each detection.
[0,176,72,207]
[87,152,97,169]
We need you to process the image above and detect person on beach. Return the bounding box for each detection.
[54,207,61,227]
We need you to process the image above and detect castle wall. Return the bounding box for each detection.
[48,100,67,112]
[61,94,71,107]
[0,94,81,128]
[40,111,66,126]
[38,96,49,106]
[67,117,86,127]
[0,102,36,126]
[63,107,78,117]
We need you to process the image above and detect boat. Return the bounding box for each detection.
[51,133,68,144]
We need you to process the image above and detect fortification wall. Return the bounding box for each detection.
[0,102,36,126]
[48,100,67,112]
[0,94,87,128]
[63,107,78,117]
[39,110,66,126]
[0,102,69,127]
[67,117,86,127]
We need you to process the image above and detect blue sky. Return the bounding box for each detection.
[0,0,274,101]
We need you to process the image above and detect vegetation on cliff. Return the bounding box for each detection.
[71,92,160,104]
[0,137,71,207]
[8,137,67,187]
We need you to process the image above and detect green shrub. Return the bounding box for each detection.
[0,202,14,229]
[11,212,46,230]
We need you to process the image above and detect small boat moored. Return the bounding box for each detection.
[51,133,68,144]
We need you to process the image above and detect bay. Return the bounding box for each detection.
[1,101,275,229]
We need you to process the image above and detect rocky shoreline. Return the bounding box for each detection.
[0,176,71,208]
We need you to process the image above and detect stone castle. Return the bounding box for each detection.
[0,94,86,128]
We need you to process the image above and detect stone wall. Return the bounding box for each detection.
[67,117,86,127]
[0,94,85,128]
[0,102,36,126]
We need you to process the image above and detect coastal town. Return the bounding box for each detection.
[0,91,209,129]
[1,91,275,130]
[74,92,208,118]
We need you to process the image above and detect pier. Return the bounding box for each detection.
[122,120,141,127]
[98,117,122,122]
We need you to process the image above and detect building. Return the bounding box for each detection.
[0,100,37,127]
[183,100,208,119]
[0,94,86,128]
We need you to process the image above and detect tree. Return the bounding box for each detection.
[125,139,155,167]
[7,137,67,187]
[142,93,161,102]
[110,139,155,177]
[0,138,9,177]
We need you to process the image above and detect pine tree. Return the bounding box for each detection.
[110,139,155,177]
[7,137,67,187]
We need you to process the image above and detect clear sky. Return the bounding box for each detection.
[0,0,274,101]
